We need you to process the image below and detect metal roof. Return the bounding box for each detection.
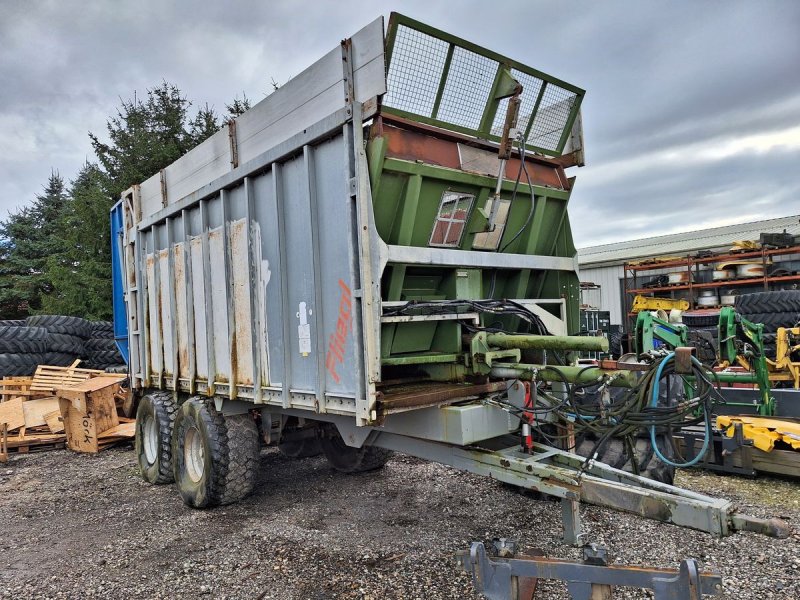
[578,215,800,267]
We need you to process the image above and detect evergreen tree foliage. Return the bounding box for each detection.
[41,164,114,319]
[226,93,251,118]
[90,81,196,199]
[188,103,220,145]
[0,83,255,320]
[0,172,68,317]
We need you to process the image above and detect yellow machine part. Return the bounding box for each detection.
[631,295,690,313]
[717,416,800,453]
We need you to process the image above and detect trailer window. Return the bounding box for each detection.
[471,198,511,250]
[429,192,474,247]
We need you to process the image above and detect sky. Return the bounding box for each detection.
[1,0,798,247]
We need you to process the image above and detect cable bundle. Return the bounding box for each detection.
[383,299,550,336]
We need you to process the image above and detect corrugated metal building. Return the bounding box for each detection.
[577,215,800,327]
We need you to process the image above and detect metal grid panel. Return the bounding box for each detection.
[383,15,584,157]
[528,86,578,151]
[384,25,449,116]
[490,69,544,137]
[436,47,497,129]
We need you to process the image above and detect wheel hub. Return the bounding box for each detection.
[184,426,205,483]
[143,415,158,464]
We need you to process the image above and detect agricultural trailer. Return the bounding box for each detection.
[110,13,786,543]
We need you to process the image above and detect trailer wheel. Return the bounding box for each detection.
[278,417,323,458]
[319,424,392,473]
[172,398,260,508]
[135,392,178,484]
[575,434,676,485]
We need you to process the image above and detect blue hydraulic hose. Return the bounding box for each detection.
[649,352,710,468]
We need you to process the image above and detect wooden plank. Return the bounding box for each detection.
[98,422,136,439]
[58,385,119,453]
[59,397,97,453]
[6,432,66,448]
[0,397,25,431]
[57,375,125,396]
[22,396,59,428]
[0,423,7,463]
[44,409,64,434]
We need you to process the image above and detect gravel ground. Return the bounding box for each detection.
[0,446,798,599]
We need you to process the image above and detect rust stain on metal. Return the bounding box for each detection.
[173,242,190,378]
[377,118,569,190]
[230,219,253,386]
[379,380,506,411]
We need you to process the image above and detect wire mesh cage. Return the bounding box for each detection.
[383,14,584,157]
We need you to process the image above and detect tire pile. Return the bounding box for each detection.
[735,290,800,357]
[0,316,126,377]
[682,311,720,364]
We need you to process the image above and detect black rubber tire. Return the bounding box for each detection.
[0,325,48,353]
[687,327,717,364]
[84,338,119,352]
[278,417,323,458]
[172,398,260,508]
[0,353,46,376]
[735,290,800,314]
[90,321,114,338]
[319,424,392,473]
[761,333,777,359]
[46,332,85,354]
[136,392,179,484]
[682,314,720,328]
[45,352,80,367]
[0,319,26,327]
[219,413,261,505]
[733,311,800,333]
[85,348,123,365]
[26,315,91,339]
[608,329,622,359]
[575,434,676,485]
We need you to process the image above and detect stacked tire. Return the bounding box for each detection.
[735,290,800,358]
[26,315,90,367]
[0,321,49,376]
[682,311,720,365]
[83,321,125,370]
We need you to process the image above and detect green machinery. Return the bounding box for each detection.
[633,309,774,415]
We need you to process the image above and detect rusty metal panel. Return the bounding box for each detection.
[157,249,174,378]
[188,236,209,382]
[229,218,254,386]
[145,254,161,379]
[173,242,191,380]
[207,228,230,382]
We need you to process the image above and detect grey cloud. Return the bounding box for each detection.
[1,0,798,249]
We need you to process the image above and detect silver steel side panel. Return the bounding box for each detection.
[138,17,385,221]
[124,20,386,423]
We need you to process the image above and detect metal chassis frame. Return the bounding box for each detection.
[266,409,785,542]
[458,542,722,600]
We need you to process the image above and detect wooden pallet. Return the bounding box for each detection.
[29,361,112,394]
[0,377,45,401]
[0,366,128,456]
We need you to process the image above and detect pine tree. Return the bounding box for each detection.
[226,93,251,118]
[0,172,69,317]
[90,82,195,199]
[188,103,220,145]
[41,164,114,319]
